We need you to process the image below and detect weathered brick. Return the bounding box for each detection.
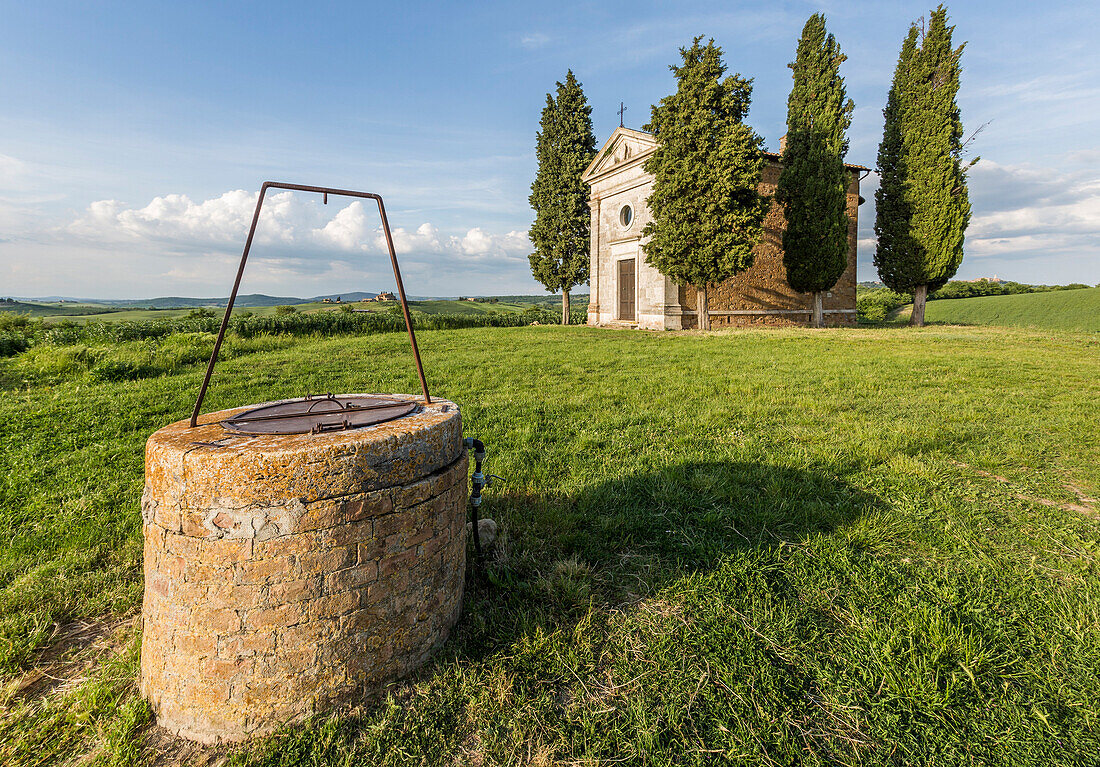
[307,590,359,621]
[181,510,208,538]
[298,545,355,575]
[199,538,251,566]
[358,534,386,563]
[175,632,217,657]
[406,525,434,548]
[345,491,392,521]
[421,533,449,559]
[164,531,201,559]
[374,513,408,540]
[381,532,405,556]
[202,656,251,684]
[219,630,276,658]
[322,518,373,548]
[174,678,231,708]
[341,606,386,633]
[189,606,241,634]
[323,561,379,594]
[147,572,172,599]
[394,478,432,509]
[256,530,318,558]
[204,582,263,609]
[296,501,345,532]
[244,602,303,631]
[153,504,183,533]
[278,619,331,649]
[236,556,288,585]
[268,577,319,604]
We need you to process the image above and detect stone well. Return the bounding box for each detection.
[139,395,467,744]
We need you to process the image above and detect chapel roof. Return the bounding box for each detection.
[583,126,869,183]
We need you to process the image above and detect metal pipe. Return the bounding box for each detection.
[189,181,431,428]
[464,437,487,555]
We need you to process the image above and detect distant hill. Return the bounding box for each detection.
[0,298,119,317]
[103,294,316,309]
[921,286,1100,332]
[6,293,368,310]
[307,292,379,303]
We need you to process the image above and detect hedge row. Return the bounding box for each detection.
[22,308,583,348]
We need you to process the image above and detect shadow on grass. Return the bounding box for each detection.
[455,459,882,661]
[228,460,883,765]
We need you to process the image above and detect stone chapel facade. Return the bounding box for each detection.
[581,127,868,329]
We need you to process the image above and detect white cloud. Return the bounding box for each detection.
[963,161,1100,270]
[389,222,442,255]
[0,153,28,185]
[314,200,373,250]
[519,33,550,50]
[37,187,537,295]
[857,158,1100,284]
[66,189,533,261]
[454,227,529,260]
[68,190,316,248]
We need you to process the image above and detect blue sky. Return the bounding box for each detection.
[1,0,1098,298]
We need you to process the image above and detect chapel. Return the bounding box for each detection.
[581,127,868,329]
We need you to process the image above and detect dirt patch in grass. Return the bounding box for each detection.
[141,726,231,767]
[8,613,135,704]
[952,460,1098,518]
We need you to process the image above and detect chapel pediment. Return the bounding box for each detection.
[581,127,658,182]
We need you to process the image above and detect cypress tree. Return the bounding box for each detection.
[775,14,854,328]
[874,5,971,326]
[528,71,597,325]
[642,37,768,331]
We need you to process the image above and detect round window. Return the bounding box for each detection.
[619,204,633,228]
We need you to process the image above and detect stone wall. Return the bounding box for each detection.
[140,398,468,744]
[677,163,861,328]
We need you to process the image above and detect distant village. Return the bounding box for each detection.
[321,292,396,304]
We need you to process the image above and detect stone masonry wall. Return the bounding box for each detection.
[140,398,468,744]
[679,163,861,328]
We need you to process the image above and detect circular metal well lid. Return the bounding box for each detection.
[221,394,418,435]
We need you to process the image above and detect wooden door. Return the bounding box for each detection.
[618,259,635,320]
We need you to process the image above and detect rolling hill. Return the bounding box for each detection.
[921,286,1100,332]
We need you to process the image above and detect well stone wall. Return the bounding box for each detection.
[140,396,467,744]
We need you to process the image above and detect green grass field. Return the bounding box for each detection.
[2,325,1099,765]
[0,301,121,318]
[903,287,1100,332]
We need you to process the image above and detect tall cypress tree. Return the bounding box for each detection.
[528,71,596,325]
[643,37,768,331]
[874,5,971,326]
[775,14,854,328]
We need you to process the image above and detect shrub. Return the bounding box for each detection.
[0,312,32,332]
[0,332,31,357]
[857,289,907,323]
[15,345,103,379]
[274,305,298,315]
[0,313,35,356]
[158,332,216,370]
[91,359,149,382]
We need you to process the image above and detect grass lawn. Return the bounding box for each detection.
[1,324,1099,765]
[897,287,1100,333]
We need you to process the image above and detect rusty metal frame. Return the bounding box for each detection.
[189,181,431,428]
